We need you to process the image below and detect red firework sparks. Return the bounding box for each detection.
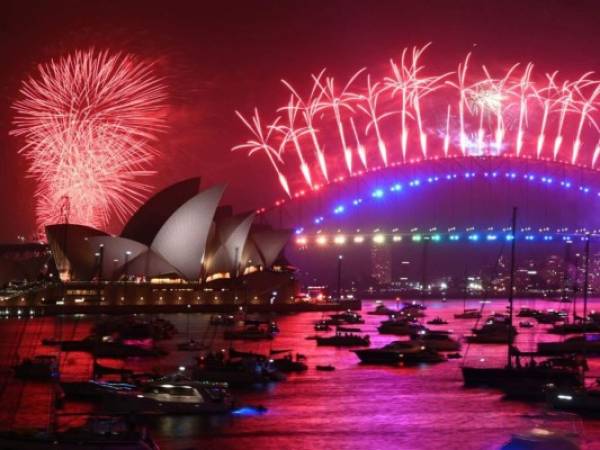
[11,49,168,235]
[235,44,600,199]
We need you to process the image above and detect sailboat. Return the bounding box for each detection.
[461,208,584,398]
[454,268,482,319]
[547,235,600,415]
[177,306,206,351]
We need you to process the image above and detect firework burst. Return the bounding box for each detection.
[11,49,168,235]
[235,44,600,199]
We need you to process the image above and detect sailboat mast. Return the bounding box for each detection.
[507,207,517,369]
[583,235,591,323]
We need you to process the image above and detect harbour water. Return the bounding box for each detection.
[1,298,599,450]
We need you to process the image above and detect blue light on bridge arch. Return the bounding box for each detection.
[449,234,460,241]
[468,234,480,241]
[371,188,385,199]
[305,167,600,230]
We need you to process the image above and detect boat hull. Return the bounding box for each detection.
[462,366,581,390]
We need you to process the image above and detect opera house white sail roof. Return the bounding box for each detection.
[42,180,291,282]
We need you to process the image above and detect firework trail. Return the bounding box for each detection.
[444,105,451,156]
[349,117,367,169]
[515,64,534,156]
[533,71,558,158]
[314,69,365,175]
[593,140,600,168]
[275,95,313,188]
[355,75,391,166]
[572,80,600,164]
[235,44,600,198]
[233,109,291,197]
[11,49,167,234]
[282,71,329,181]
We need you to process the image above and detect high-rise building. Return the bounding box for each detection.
[371,244,392,285]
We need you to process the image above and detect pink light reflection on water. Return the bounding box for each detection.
[0,298,598,449]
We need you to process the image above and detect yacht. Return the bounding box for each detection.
[410,330,461,352]
[224,325,274,340]
[43,335,167,358]
[538,334,600,355]
[104,381,234,415]
[329,311,365,324]
[466,315,517,344]
[462,354,583,393]
[500,427,580,450]
[209,314,236,326]
[0,416,160,450]
[393,304,426,319]
[192,351,284,385]
[378,318,426,335]
[517,307,540,318]
[315,333,370,347]
[403,301,427,310]
[353,341,445,365]
[534,310,566,324]
[93,316,177,341]
[314,320,331,331]
[272,354,308,373]
[367,303,397,315]
[548,386,600,416]
[93,360,133,378]
[549,321,600,335]
[60,380,137,400]
[229,348,307,373]
[426,317,448,325]
[14,355,59,380]
[454,308,482,319]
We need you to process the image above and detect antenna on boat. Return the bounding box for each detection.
[507,207,517,369]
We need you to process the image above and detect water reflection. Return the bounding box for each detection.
[0,299,598,449]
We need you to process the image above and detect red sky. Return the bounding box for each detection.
[2,0,600,241]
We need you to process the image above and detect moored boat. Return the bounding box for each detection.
[224,325,274,340]
[14,355,59,380]
[548,386,600,416]
[353,341,445,365]
[410,330,461,352]
[466,315,517,344]
[103,380,234,415]
[454,308,482,319]
[367,303,397,315]
[315,333,370,347]
[0,416,160,450]
[377,318,426,335]
[462,353,584,395]
[426,317,448,325]
[538,334,600,355]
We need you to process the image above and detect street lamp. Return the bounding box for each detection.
[124,250,132,280]
[337,254,343,301]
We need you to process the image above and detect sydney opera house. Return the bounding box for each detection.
[0,178,298,309]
